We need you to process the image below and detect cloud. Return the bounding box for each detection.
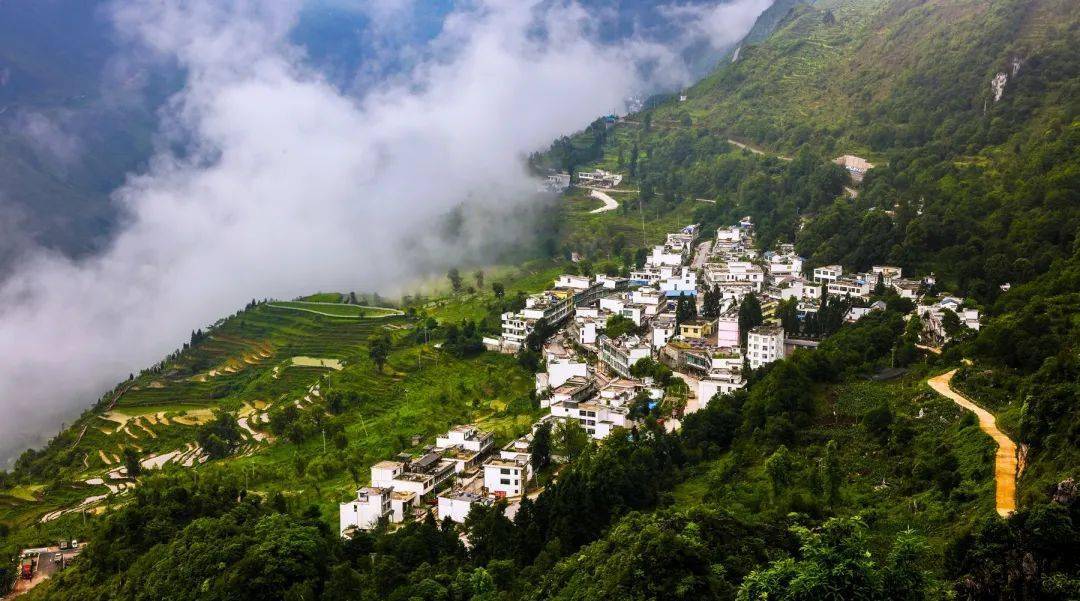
[661,0,774,51]
[0,0,770,464]
[8,110,83,166]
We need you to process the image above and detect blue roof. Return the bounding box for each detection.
[664,290,696,297]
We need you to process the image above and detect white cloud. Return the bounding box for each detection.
[0,0,770,462]
[661,0,774,51]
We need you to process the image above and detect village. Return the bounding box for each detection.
[339,212,983,536]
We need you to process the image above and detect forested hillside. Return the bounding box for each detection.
[1,0,1077,599]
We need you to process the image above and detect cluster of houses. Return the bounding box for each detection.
[539,168,623,193]
[342,216,982,537]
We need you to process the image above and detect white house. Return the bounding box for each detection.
[540,356,589,391]
[651,317,677,350]
[437,491,489,524]
[714,315,739,347]
[598,334,652,378]
[550,399,631,440]
[339,486,392,535]
[828,277,872,299]
[813,265,843,283]
[555,274,592,290]
[484,458,530,497]
[746,326,784,370]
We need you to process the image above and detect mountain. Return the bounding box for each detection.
[1,0,1078,599]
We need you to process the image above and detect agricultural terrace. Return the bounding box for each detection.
[267,301,403,318]
[0,265,559,535]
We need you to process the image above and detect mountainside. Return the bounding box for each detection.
[1,1,1078,599]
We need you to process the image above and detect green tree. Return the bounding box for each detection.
[122,446,141,478]
[738,294,763,346]
[491,282,505,298]
[529,421,552,473]
[368,332,392,373]
[554,418,590,460]
[447,268,463,293]
[474,270,484,289]
[739,517,929,601]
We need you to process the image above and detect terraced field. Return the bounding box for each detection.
[268,301,402,318]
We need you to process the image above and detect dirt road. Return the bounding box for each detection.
[588,189,618,213]
[928,370,1017,517]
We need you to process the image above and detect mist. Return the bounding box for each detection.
[0,0,771,464]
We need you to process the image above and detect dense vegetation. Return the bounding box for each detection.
[2,0,1078,599]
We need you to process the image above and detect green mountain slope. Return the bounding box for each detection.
[2,0,1078,599]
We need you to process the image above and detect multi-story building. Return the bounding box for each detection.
[339,486,417,536]
[434,425,494,473]
[549,399,631,440]
[827,277,871,299]
[746,325,784,370]
[483,458,530,497]
[437,491,489,523]
[598,334,652,378]
[813,265,843,283]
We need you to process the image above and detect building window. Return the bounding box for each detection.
[500,479,510,485]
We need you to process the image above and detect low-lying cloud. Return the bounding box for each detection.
[0,0,770,463]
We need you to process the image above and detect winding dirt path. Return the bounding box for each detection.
[588,189,618,213]
[928,369,1017,517]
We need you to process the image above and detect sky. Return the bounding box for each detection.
[0,0,771,464]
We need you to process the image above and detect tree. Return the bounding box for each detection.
[196,410,244,460]
[554,418,590,460]
[862,401,894,443]
[447,268,463,293]
[474,270,484,289]
[368,332,392,373]
[765,444,794,497]
[605,314,637,339]
[529,421,552,473]
[738,294,763,346]
[701,285,722,319]
[675,294,697,324]
[738,517,929,601]
[491,282,505,298]
[122,446,141,478]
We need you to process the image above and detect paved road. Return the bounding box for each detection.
[928,370,1017,517]
[691,241,712,270]
[588,189,619,213]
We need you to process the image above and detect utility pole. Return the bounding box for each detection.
[638,194,647,247]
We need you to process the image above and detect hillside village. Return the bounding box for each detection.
[339,214,985,535]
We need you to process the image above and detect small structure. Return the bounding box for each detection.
[833,155,875,182]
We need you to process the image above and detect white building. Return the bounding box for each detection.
[746,326,784,370]
[659,267,698,294]
[651,317,677,350]
[437,491,489,524]
[777,277,822,302]
[484,458,530,497]
[598,334,652,378]
[813,265,843,283]
[550,399,631,440]
[871,266,902,286]
[556,274,592,290]
[827,277,872,299]
[340,487,392,534]
[435,425,495,473]
[538,355,589,392]
[717,314,740,348]
[645,245,684,267]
